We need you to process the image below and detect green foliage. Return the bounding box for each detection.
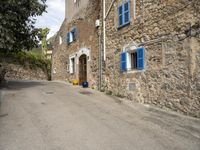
[0,0,47,52]
[0,51,51,80]
[31,47,43,55]
[37,28,50,55]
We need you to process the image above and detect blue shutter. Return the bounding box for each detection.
[137,47,144,70]
[73,28,77,41]
[67,32,70,44]
[118,5,123,27]
[121,52,127,72]
[124,1,130,24]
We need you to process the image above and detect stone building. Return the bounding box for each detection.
[52,0,101,88]
[52,0,200,117]
[103,0,200,117]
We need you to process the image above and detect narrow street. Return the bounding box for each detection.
[0,81,200,150]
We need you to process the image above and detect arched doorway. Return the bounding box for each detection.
[79,54,87,85]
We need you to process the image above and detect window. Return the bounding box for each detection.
[118,0,130,28]
[121,47,144,72]
[130,52,137,69]
[59,36,62,45]
[67,27,77,44]
[71,28,77,41]
[69,57,76,74]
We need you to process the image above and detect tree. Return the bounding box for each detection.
[37,28,50,56]
[0,0,47,52]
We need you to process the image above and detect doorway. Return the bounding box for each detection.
[79,54,87,85]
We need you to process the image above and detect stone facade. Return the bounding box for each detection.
[53,0,200,117]
[104,0,200,117]
[52,0,101,89]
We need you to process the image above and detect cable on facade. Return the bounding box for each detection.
[123,0,196,35]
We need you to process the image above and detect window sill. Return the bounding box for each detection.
[123,69,145,74]
[68,40,76,45]
[118,22,130,30]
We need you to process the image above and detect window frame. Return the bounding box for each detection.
[126,50,136,71]
[69,56,76,74]
[121,47,145,73]
[59,36,62,45]
[67,27,77,45]
[130,51,137,70]
[118,0,131,28]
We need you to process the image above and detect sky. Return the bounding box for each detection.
[35,0,65,39]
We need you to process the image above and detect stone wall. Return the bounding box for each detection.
[4,63,48,81]
[52,0,101,89]
[104,0,200,117]
[0,58,49,81]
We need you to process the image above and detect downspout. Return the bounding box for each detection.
[105,0,116,19]
[103,0,106,61]
[98,29,102,91]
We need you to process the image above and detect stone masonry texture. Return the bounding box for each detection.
[52,0,101,89]
[0,58,48,81]
[104,0,200,117]
[53,0,200,118]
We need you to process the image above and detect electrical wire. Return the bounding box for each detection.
[122,0,197,35]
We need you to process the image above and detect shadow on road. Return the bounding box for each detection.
[0,80,45,91]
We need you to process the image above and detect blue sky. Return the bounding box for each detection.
[35,0,65,39]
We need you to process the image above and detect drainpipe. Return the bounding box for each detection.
[98,32,102,91]
[105,0,116,19]
[103,0,106,61]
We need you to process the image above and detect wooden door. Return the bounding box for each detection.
[79,55,87,85]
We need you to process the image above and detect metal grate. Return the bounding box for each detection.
[79,91,93,95]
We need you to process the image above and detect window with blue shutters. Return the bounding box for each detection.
[136,47,144,70]
[121,52,127,72]
[118,0,130,28]
[67,27,77,45]
[67,32,70,44]
[118,5,123,27]
[120,47,144,72]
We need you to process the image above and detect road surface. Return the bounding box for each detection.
[0,80,200,150]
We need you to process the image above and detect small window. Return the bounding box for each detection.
[121,47,144,72]
[130,52,137,69]
[118,1,130,28]
[59,36,62,45]
[67,27,77,44]
[70,57,76,74]
[71,28,77,41]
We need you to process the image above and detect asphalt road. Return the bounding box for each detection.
[0,80,200,150]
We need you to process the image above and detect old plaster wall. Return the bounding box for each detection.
[104,0,200,117]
